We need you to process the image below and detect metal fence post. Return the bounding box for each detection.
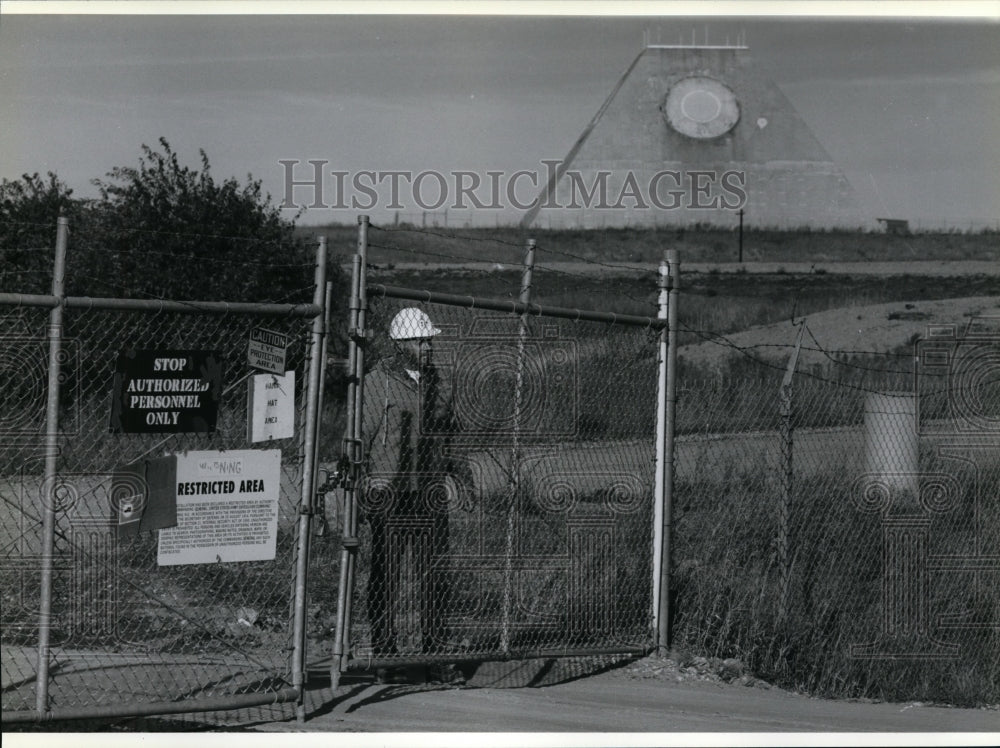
[313,278,335,539]
[292,236,327,721]
[35,215,68,716]
[778,322,804,623]
[331,250,363,687]
[500,239,535,654]
[316,279,334,491]
[652,259,668,653]
[656,249,679,654]
[340,215,369,674]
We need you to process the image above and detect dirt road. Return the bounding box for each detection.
[4,655,998,736]
[243,657,999,734]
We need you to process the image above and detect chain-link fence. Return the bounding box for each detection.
[331,281,665,673]
[9,212,995,718]
[1,227,328,723]
[670,329,1000,706]
[329,217,998,706]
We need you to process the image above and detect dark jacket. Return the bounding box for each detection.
[361,359,454,503]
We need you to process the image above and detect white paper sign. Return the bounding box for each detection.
[157,449,280,566]
[248,371,295,443]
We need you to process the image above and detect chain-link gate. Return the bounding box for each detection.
[1,226,328,723]
[328,222,671,680]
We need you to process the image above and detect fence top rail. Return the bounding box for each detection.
[0,292,321,318]
[369,284,666,330]
[0,292,60,309]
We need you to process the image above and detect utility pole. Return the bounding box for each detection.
[738,208,744,263]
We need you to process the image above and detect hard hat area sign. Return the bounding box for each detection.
[248,328,288,374]
[249,371,295,442]
[110,350,223,433]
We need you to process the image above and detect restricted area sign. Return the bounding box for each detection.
[157,449,281,566]
[248,328,288,374]
[110,350,223,433]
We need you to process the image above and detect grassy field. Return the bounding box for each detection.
[300,223,1000,264]
[671,466,1000,706]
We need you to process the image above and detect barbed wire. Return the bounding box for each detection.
[677,337,919,360]
[358,274,972,396]
[0,219,59,229]
[531,242,650,275]
[366,293,986,425]
[368,222,664,308]
[675,322,913,395]
[73,245,314,270]
[0,268,52,276]
[368,221,526,250]
[366,233,656,311]
[531,262,654,309]
[4,220,987,397]
[677,322,992,403]
[367,225,655,289]
[677,326,921,378]
[367,240,499,268]
[802,325,917,377]
[269,284,322,306]
[366,254,655,314]
[0,276,971,391]
[1,218,310,250]
[45,270,313,310]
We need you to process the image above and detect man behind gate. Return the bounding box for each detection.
[361,307,458,666]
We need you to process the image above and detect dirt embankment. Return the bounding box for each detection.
[679,295,1000,369]
[369,260,1000,278]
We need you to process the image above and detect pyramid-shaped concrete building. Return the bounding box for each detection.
[522,42,871,230]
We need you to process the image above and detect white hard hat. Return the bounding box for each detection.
[389,307,442,341]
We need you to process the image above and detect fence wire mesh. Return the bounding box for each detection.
[670,333,1000,706]
[1,301,318,718]
[344,295,661,664]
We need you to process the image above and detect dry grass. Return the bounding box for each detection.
[303,223,1000,264]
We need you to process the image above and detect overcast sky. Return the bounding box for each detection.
[1,8,998,228]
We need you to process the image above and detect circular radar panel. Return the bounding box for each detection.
[663,77,740,139]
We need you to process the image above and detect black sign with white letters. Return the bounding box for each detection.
[110,350,223,433]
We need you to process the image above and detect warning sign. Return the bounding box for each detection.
[248,328,288,375]
[110,350,223,433]
[156,449,281,566]
[248,371,295,443]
